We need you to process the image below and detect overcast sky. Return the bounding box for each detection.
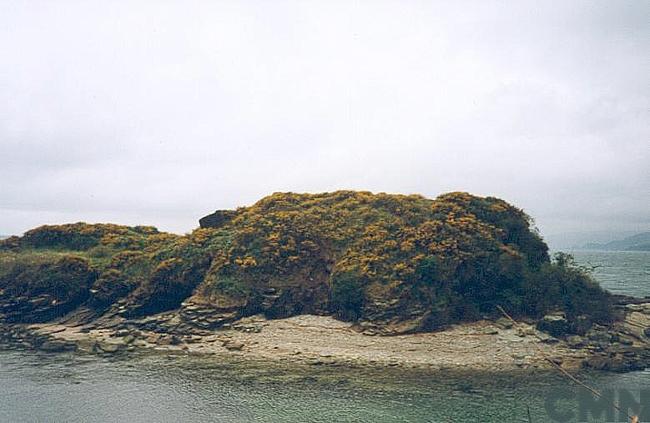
[1,1,648,242]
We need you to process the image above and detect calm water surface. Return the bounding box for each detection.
[569,250,650,298]
[0,251,648,422]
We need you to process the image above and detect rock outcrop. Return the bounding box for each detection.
[198,210,237,229]
[0,190,636,370]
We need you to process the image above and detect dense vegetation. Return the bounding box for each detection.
[0,191,614,333]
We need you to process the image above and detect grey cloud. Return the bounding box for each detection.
[0,0,648,239]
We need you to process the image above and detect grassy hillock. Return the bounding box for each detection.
[0,191,613,333]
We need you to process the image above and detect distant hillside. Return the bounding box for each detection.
[543,230,639,251]
[577,232,650,251]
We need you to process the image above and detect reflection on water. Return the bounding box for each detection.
[1,350,649,422]
[0,251,648,422]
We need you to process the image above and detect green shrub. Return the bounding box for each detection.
[521,252,613,324]
[90,269,136,306]
[19,223,162,251]
[129,253,212,316]
[210,276,251,298]
[330,270,366,320]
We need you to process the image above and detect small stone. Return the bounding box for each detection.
[619,337,634,346]
[156,336,172,345]
[565,335,584,348]
[482,327,499,335]
[223,340,245,351]
[185,335,202,343]
[145,334,161,344]
[39,340,72,353]
[96,340,124,353]
[494,318,513,329]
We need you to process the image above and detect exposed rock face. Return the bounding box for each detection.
[199,210,237,229]
[179,300,242,329]
[622,311,650,339]
[0,257,97,323]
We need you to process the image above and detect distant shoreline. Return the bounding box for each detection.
[567,232,650,252]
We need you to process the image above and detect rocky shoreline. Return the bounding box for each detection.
[1,300,649,373]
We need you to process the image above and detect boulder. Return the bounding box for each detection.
[621,312,650,339]
[223,340,245,351]
[96,340,125,353]
[481,327,499,335]
[565,335,585,349]
[539,334,559,344]
[198,210,237,229]
[494,317,513,329]
[583,350,647,373]
[145,333,161,344]
[625,303,650,314]
[537,313,570,338]
[586,328,612,343]
[39,340,74,353]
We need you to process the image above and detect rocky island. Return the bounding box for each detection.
[1,191,648,372]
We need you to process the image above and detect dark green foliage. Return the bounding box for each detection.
[20,224,105,250]
[90,269,136,306]
[435,192,549,269]
[0,255,96,300]
[130,256,211,316]
[210,276,251,299]
[412,256,442,287]
[18,223,160,251]
[330,271,366,320]
[521,253,613,325]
